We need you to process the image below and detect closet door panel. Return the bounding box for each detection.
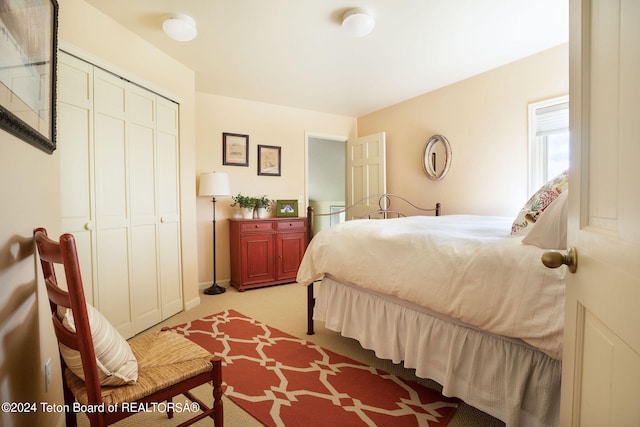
[96,229,133,338]
[128,124,156,223]
[157,100,179,215]
[58,53,96,304]
[94,70,127,229]
[158,220,182,316]
[94,70,125,117]
[157,98,182,316]
[130,224,160,332]
[58,55,92,223]
[128,88,155,122]
[94,115,127,226]
[93,69,133,337]
[59,104,92,221]
[128,88,161,331]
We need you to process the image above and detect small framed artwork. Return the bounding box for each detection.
[223,132,249,166]
[257,144,281,176]
[276,199,298,217]
[0,0,59,154]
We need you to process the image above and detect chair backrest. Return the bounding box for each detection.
[34,228,103,405]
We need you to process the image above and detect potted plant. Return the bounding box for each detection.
[231,193,257,219]
[254,195,272,218]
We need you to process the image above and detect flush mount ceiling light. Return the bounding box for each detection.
[342,8,375,37]
[162,14,197,42]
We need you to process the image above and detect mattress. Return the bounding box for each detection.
[297,215,566,360]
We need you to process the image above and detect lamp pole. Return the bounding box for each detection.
[204,195,225,295]
[199,172,230,295]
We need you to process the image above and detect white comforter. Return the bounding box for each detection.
[297,215,565,360]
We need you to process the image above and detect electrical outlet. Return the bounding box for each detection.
[45,358,51,392]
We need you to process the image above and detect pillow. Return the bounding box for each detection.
[511,171,568,235]
[58,303,138,386]
[522,190,568,249]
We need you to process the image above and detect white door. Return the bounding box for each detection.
[156,97,183,317]
[93,68,134,338]
[127,85,162,332]
[560,0,640,425]
[346,132,386,219]
[57,53,96,305]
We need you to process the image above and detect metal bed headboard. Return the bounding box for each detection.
[306,193,441,241]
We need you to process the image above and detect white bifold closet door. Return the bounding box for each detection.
[57,52,182,338]
[93,67,135,337]
[58,54,96,306]
[155,97,183,318]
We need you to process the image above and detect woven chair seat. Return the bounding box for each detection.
[66,331,213,405]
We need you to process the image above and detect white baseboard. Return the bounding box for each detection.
[185,280,231,311]
[184,296,201,311]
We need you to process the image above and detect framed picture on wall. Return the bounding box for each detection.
[223,132,249,166]
[257,144,281,176]
[0,0,59,154]
[275,199,298,217]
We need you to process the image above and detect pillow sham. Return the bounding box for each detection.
[511,170,568,235]
[58,303,138,386]
[522,189,568,249]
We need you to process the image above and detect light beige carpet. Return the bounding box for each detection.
[77,282,504,427]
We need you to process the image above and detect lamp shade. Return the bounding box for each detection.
[342,8,375,37]
[163,14,197,42]
[199,172,230,197]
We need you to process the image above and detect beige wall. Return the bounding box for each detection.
[0,138,62,427]
[358,44,569,217]
[195,93,356,285]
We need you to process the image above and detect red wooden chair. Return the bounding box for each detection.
[34,228,223,426]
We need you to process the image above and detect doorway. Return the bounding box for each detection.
[305,133,347,234]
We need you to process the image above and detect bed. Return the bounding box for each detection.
[297,183,569,427]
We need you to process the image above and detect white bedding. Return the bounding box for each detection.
[314,277,561,427]
[297,215,566,360]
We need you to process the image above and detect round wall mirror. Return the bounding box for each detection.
[422,135,452,181]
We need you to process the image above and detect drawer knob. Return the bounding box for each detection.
[255,224,259,228]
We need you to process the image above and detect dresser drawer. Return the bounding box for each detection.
[275,220,306,230]
[240,221,274,233]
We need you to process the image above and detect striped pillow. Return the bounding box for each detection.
[58,304,138,386]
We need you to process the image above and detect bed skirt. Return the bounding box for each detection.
[313,276,561,427]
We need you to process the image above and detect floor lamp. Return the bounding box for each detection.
[199,172,230,295]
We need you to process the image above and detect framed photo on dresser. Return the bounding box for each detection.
[275,199,298,217]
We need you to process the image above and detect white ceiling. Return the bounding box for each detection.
[83,0,568,117]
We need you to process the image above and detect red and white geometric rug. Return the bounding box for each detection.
[171,309,459,426]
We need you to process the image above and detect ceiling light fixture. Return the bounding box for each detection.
[162,14,197,42]
[342,8,375,37]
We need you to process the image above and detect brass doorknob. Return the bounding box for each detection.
[542,246,578,273]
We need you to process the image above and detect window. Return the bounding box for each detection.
[528,96,569,195]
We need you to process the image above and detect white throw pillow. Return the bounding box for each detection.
[511,171,569,235]
[522,190,568,249]
[58,303,138,386]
